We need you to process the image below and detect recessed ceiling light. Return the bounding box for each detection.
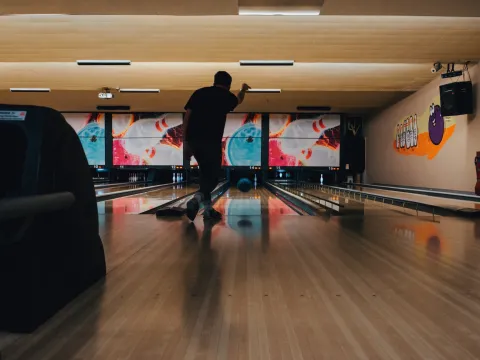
[240,60,294,66]
[77,60,131,66]
[119,89,160,93]
[239,10,320,16]
[247,89,282,93]
[96,105,131,111]
[297,106,332,111]
[9,14,68,16]
[10,88,51,92]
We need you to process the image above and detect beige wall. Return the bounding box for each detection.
[364,62,479,192]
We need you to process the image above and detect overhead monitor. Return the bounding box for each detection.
[269,113,341,167]
[112,113,183,166]
[63,113,106,166]
[190,113,262,167]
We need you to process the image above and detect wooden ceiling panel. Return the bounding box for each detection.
[321,0,480,17]
[0,62,436,91]
[0,16,479,63]
[2,0,478,16]
[0,0,238,15]
[0,90,411,113]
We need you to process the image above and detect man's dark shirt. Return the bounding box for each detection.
[184,86,238,146]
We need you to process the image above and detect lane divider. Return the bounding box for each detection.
[96,182,185,202]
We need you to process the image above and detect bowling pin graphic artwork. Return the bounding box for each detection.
[405,118,411,149]
[392,96,456,159]
[396,125,400,149]
[411,115,417,147]
[408,116,414,149]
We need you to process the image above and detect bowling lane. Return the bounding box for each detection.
[94,182,130,188]
[214,187,299,216]
[350,185,480,211]
[304,185,428,217]
[95,183,150,196]
[97,184,199,215]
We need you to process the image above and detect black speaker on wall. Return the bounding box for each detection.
[440,81,473,117]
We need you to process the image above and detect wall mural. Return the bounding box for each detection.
[393,96,456,160]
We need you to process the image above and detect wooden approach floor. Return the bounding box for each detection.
[2,188,480,359]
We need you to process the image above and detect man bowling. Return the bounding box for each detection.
[184,71,250,221]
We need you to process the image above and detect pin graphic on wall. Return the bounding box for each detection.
[392,98,456,160]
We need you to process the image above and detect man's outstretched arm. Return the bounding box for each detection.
[236,83,251,105]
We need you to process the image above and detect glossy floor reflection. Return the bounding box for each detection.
[3,188,480,360]
[97,184,198,214]
[95,183,148,196]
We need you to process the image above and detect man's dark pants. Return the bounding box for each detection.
[189,142,222,203]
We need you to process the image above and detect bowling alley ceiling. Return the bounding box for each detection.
[1,0,480,16]
[0,0,480,114]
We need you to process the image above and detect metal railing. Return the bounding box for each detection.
[298,182,444,220]
[268,182,343,214]
[342,182,480,203]
[96,181,184,202]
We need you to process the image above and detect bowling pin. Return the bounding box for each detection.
[399,123,403,148]
[409,116,413,148]
[320,174,324,185]
[405,119,410,149]
[173,172,176,183]
[400,126,403,148]
[413,114,418,147]
[410,118,414,148]
[396,125,400,149]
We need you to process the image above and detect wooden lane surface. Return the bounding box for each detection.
[352,185,480,211]
[3,204,480,358]
[305,186,437,218]
[95,183,148,196]
[97,184,198,215]
[214,187,299,216]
